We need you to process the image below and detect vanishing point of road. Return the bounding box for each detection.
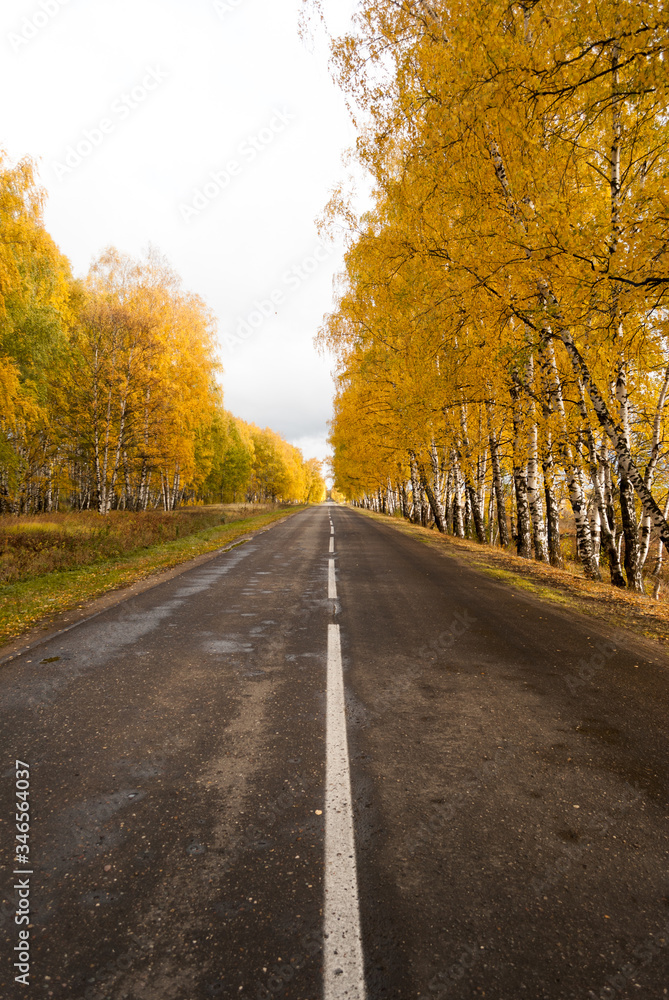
[1,504,668,999]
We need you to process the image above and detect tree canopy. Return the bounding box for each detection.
[315,0,669,594]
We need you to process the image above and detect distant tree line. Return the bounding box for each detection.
[0,153,325,513]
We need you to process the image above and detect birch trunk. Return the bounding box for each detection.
[486,400,509,547]
[510,381,532,559]
[463,487,472,536]
[172,467,181,510]
[451,451,465,538]
[421,487,429,527]
[554,329,669,560]
[608,39,644,592]
[477,448,487,519]
[525,354,548,562]
[542,338,600,579]
[107,392,128,511]
[487,487,496,545]
[467,485,486,543]
[615,342,643,590]
[649,495,669,599]
[596,460,625,587]
[409,453,422,524]
[639,365,669,567]
[419,461,445,533]
[619,476,643,591]
[542,440,563,568]
[444,466,454,533]
[92,345,107,514]
[576,381,626,585]
[430,440,446,527]
[589,497,601,559]
[527,415,548,562]
[458,403,485,544]
[399,481,409,520]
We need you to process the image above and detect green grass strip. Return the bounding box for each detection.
[0,507,306,646]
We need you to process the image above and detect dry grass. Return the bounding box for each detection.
[356,508,669,647]
[0,505,276,585]
[0,505,299,646]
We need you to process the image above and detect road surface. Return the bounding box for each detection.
[1,504,668,999]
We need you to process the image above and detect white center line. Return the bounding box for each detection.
[329,536,335,554]
[324,624,366,999]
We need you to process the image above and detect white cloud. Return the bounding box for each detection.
[1,0,364,460]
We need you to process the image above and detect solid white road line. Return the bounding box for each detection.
[324,624,366,1000]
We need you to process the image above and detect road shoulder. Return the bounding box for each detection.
[347,505,669,652]
[0,507,305,663]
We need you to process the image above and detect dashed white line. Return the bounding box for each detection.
[328,559,337,600]
[329,536,335,554]
[324,623,366,999]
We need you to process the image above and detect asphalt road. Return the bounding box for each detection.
[1,504,668,1000]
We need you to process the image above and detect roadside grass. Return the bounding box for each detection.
[0,505,304,646]
[353,507,669,646]
[0,505,278,583]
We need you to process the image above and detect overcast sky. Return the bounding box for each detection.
[1,0,363,469]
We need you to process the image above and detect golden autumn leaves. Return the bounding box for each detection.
[0,152,325,513]
[317,0,669,590]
